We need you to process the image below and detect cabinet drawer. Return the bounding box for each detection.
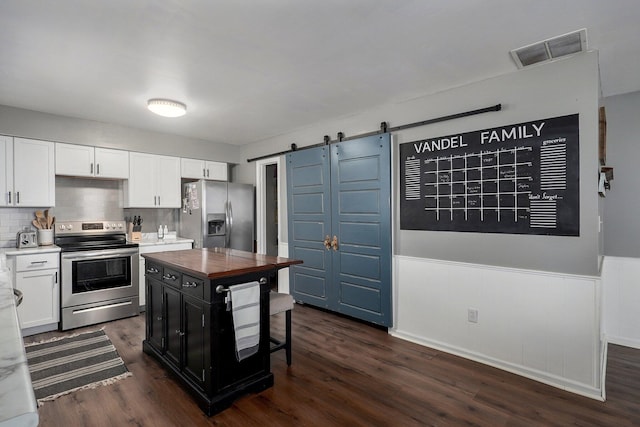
[15,252,59,272]
[145,261,163,280]
[181,274,204,299]
[162,267,182,288]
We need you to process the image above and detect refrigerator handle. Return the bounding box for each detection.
[226,201,233,247]
[224,200,233,248]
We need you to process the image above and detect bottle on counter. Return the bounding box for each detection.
[158,225,164,240]
[163,225,169,238]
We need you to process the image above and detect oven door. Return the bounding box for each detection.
[61,248,139,308]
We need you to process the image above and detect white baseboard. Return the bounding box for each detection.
[21,322,58,337]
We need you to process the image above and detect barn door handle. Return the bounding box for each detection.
[323,235,331,250]
[331,235,339,251]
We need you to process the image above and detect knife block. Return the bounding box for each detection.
[128,223,142,242]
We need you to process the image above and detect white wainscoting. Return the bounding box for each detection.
[602,256,640,349]
[391,255,603,400]
[277,243,290,294]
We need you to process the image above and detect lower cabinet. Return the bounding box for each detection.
[138,241,193,308]
[7,250,60,335]
[181,294,206,388]
[143,260,273,415]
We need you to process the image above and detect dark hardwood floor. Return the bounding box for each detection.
[25,304,640,426]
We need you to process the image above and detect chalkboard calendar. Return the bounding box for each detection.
[400,114,579,236]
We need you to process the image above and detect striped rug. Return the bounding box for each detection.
[25,329,131,404]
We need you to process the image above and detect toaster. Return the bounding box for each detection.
[16,230,38,248]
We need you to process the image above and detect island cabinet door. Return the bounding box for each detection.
[146,278,164,352]
[211,274,272,393]
[164,286,182,368]
[182,295,208,391]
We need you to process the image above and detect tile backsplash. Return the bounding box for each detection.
[0,177,178,248]
[0,207,38,248]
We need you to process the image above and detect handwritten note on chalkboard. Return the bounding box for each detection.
[399,114,579,236]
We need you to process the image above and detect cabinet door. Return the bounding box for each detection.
[164,286,181,367]
[95,147,129,179]
[205,161,228,181]
[0,136,13,206]
[126,152,157,207]
[182,295,206,390]
[13,138,55,207]
[146,278,164,352]
[16,269,59,329]
[156,155,181,207]
[180,158,206,179]
[55,143,94,177]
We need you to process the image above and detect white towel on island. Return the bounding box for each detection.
[229,281,261,361]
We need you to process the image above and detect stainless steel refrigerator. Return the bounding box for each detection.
[180,180,255,251]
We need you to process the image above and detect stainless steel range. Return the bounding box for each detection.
[55,220,139,331]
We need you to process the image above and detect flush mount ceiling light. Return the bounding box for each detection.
[147,98,187,117]
[510,29,587,69]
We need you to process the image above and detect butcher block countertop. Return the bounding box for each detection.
[141,247,302,279]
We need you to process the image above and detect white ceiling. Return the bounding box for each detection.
[1,1,639,146]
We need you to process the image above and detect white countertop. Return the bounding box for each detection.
[3,245,61,256]
[0,255,39,427]
[130,233,194,247]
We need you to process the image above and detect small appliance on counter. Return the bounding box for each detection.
[16,229,38,249]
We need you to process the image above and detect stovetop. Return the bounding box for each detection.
[54,220,138,252]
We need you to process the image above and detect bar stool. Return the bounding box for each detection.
[269,291,294,365]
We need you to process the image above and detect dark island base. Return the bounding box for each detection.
[143,340,274,416]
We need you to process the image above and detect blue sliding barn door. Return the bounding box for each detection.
[287,134,392,327]
[286,146,333,308]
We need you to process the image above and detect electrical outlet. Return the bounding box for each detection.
[468,308,479,323]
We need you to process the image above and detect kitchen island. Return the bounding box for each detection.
[141,248,301,416]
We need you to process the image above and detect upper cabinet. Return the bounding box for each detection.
[0,136,11,206]
[181,158,228,181]
[55,143,129,179]
[125,152,181,208]
[1,136,55,207]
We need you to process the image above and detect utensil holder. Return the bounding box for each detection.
[38,229,54,246]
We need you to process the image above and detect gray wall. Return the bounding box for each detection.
[602,91,640,257]
[241,52,601,276]
[0,104,242,167]
[0,104,249,247]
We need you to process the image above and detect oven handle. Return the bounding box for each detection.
[62,249,139,260]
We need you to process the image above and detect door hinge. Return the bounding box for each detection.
[202,369,205,382]
[202,313,205,328]
[161,337,165,348]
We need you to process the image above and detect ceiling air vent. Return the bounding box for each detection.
[510,29,587,68]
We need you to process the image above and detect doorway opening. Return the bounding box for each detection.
[255,156,281,256]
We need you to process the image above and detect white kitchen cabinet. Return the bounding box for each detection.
[55,142,129,179]
[1,136,55,207]
[138,240,193,307]
[181,157,228,181]
[0,135,12,206]
[7,250,60,335]
[125,152,181,208]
